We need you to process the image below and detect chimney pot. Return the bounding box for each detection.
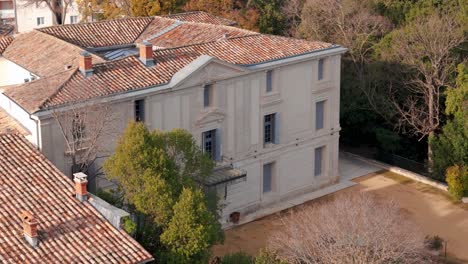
[73,172,88,202]
[139,41,155,67]
[79,51,93,77]
[20,211,39,248]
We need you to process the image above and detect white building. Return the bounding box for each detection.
[0,14,347,225]
[0,0,81,33]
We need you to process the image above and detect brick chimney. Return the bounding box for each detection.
[79,51,93,77]
[139,41,155,67]
[73,172,88,202]
[20,211,39,248]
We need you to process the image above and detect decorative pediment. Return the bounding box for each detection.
[195,108,226,126]
[170,55,249,90]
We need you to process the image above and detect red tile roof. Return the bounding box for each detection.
[164,11,237,26]
[137,17,256,48]
[2,31,104,77]
[0,133,153,263]
[0,35,13,55]
[38,17,154,48]
[0,109,29,135]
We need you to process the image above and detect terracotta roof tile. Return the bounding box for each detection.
[0,35,13,55]
[2,31,105,77]
[164,11,237,26]
[2,68,77,113]
[38,17,154,48]
[0,133,153,263]
[137,17,256,48]
[39,34,332,109]
[0,109,29,135]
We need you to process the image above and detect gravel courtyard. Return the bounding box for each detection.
[211,171,468,263]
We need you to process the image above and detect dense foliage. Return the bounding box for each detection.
[103,122,223,262]
[445,165,468,200]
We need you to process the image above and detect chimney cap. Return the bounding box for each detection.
[80,51,91,57]
[141,41,152,47]
[73,172,88,183]
[20,211,37,223]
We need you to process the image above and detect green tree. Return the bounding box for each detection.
[104,122,222,261]
[445,165,468,200]
[160,187,222,263]
[251,0,285,34]
[430,64,468,180]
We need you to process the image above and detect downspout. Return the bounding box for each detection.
[13,0,18,33]
[29,114,41,150]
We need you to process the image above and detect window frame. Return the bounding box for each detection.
[134,99,145,122]
[70,15,78,24]
[202,129,220,161]
[266,70,273,93]
[36,17,45,26]
[315,100,326,131]
[314,146,325,177]
[262,162,275,193]
[318,58,325,81]
[203,84,213,108]
[263,113,276,145]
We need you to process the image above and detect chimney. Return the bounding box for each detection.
[79,51,93,77]
[20,211,39,248]
[139,41,155,67]
[73,172,88,202]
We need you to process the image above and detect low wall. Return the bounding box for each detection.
[344,152,448,192]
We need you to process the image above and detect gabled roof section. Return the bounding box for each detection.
[0,133,153,263]
[0,35,13,55]
[2,31,105,77]
[164,11,237,26]
[2,68,76,113]
[136,17,256,48]
[38,17,154,48]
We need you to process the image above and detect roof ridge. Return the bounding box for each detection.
[37,16,154,31]
[132,16,157,44]
[39,68,79,110]
[153,33,262,52]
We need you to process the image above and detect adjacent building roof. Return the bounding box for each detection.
[164,11,237,26]
[0,25,14,37]
[0,109,29,135]
[0,12,336,113]
[0,133,153,263]
[0,36,13,55]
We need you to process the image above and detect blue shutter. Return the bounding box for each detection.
[316,101,324,130]
[318,59,324,80]
[263,163,272,193]
[266,71,272,92]
[314,147,323,176]
[274,113,280,144]
[215,129,221,162]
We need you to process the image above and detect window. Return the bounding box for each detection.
[202,129,219,161]
[264,113,276,144]
[314,146,324,176]
[315,100,325,130]
[318,58,325,81]
[266,70,272,93]
[72,114,85,142]
[70,15,78,24]
[263,162,274,193]
[134,99,145,122]
[203,84,213,108]
[36,17,45,26]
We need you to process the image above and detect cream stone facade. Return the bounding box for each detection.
[6,48,345,224]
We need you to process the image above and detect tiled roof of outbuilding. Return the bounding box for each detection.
[38,17,154,48]
[0,35,13,55]
[164,11,237,26]
[0,109,29,135]
[0,133,153,263]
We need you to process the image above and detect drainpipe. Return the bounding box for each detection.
[13,0,18,33]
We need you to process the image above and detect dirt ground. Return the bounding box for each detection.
[211,171,468,263]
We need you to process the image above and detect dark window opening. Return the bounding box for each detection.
[135,99,145,122]
[203,129,217,160]
[264,113,276,144]
[266,70,272,92]
[204,84,213,108]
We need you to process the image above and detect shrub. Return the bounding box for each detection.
[254,249,287,264]
[220,252,254,264]
[446,165,468,200]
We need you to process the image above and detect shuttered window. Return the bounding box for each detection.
[266,70,273,92]
[318,58,325,81]
[316,100,325,130]
[204,84,212,108]
[314,146,324,176]
[264,113,276,144]
[263,163,273,193]
[203,129,221,161]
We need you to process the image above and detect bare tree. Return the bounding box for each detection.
[269,192,429,264]
[380,14,465,164]
[52,103,120,189]
[299,0,392,81]
[281,0,304,37]
[23,0,72,25]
